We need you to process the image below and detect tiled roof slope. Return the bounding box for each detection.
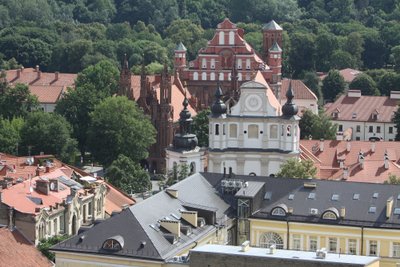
[0,227,53,267]
[281,79,317,101]
[6,68,76,87]
[320,68,362,83]
[324,94,398,122]
[300,140,400,183]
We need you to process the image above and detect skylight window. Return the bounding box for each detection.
[308,192,316,199]
[288,194,295,200]
[397,194,400,200]
[394,208,400,215]
[264,191,272,200]
[353,194,360,200]
[369,206,376,213]
[373,193,379,199]
[331,194,339,201]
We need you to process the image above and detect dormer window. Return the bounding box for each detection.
[102,235,124,251]
[372,113,378,120]
[271,204,288,216]
[322,208,339,220]
[352,112,357,119]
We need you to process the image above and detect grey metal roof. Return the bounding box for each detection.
[235,181,265,198]
[262,20,283,30]
[175,42,187,51]
[269,41,282,52]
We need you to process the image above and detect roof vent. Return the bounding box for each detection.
[197,217,206,227]
[304,182,317,189]
[241,240,250,252]
[166,188,178,198]
[181,210,198,227]
[268,244,276,254]
[310,208,319,215]
[316,248,327,259]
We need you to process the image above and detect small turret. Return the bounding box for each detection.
[211,82,227,117]
[282,80,298,117]
[174,42,187,70]
[172,96,198,150]
[262,20,283,62]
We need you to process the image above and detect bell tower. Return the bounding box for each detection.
[262,20,283,62]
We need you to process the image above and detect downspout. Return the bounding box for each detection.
[361,226,364,255]
[286,218,290,250]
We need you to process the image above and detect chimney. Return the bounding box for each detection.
[8,206,14,230]
[348,89,361,98]
[180,210,198,227]
[346,140,351,152]
[241,240,250,252]
[37,70,41,79]
[358,151,364,169]
[319,139,324,152]
[288,207,293,214]
[55,71,59,81]
[340,207,346,218]
[35,179,49,195]
[45,166,50,173]
[343,167,349,180]
[35,165,40,176]
[35,65,39,72]
[384,155,389,169]
[387,197,394,218]
[16,69,21,79]
[371,140,376,153]
[166,188,178,198]
[339,160,344,169]
[159,219,181,238]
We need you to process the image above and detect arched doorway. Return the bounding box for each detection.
[72,214,77,235]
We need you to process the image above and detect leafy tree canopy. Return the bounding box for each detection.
[0,117,24,155]
[0,83,38,119]
[299,109,337,140]
[106,154,151,194]
[322,70,346,101]
[192,109,210,147]
[349,73,380,96]
[276,158,317,179]
[87,96,156,167]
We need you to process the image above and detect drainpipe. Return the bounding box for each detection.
[286,218,290,250]
[361,226,364,255]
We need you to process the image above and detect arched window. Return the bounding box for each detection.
[238,73,242,81]
[219,31,225,45]
[193,72,198,80]
[245,73,251,80]
[211,59,215,69]
[210,72,216,81]
[322,211,338,220]
[215,124,220,135]
[237,58,242,69]
[102,236,124,251]
[219,72,224,81]
[228,72,232,81]
[246,59,251,69]
[202,72,207,80]
[271,207,286,216]
[229,31,235,44]
[287,125,292,136]
[259,232,284,249]
[202,58,207,69]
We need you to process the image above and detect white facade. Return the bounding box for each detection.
[335,121,396,141]
[165,146,207,174]
[279,98,318,115]
[208,80,300,176]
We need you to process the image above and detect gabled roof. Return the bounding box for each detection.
[300,140,400,183]
[175,42,187,51]
[0,227,53,267]
[29,85,65,104]
[281,79,317,101]
[320,68,362,83]
[263,20,283,30]
[6,68,76,87]
[269,42,282,52]
[324,94,397,122]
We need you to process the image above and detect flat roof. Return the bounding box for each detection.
[191,245,379,265]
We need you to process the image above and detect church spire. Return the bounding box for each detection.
[211,81,227,117]
[282,80,298,117]
[172,96,198,150]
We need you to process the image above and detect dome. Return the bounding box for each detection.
[173,96,198,150]
[211,84,227,116]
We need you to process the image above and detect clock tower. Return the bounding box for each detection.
[208,71,300,176]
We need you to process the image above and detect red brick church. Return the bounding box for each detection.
[118,18,284,173]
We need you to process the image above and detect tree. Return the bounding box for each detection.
[302,71,323,103]
[315,32,339,72]
[378,72,400,96]
[166,163,190,186]
[390,45,400,72]
[55,60,119,158]
[38,235,69,262]
[20,112,77,163]
[322,70,346,101]
[106,154,151,194]
[276,158,317,179]
[0,83,38,119]
[192,109,210,147]
[393,106,400,141]
[288,32,316,76]
[349,73,379,95]
[384,173,400,185]
[299,109,337,140]
[0,117,24,155]
[87,96,156,167]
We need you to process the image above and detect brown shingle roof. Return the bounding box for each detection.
[29,85,65,103]
[281,79,317,101]
[6,68,76,87]
[0,227,53,267]
[320,68,362,83]
[324,94,398,122]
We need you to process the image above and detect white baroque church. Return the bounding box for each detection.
[208,72,300,176]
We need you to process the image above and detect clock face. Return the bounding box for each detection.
[245,95,262,111]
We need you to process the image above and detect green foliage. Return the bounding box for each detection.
[20,112,77,163]
[192,109,210,147]
[276,158,317,179]
[289,32,316,76]
[378,72,400,96]
[302,71,323,103]
[38,235,69,262]
[106,154,151,194]
[384,174,400,185]
[322,70,346,101]
[87,96,156,167]
[349,73,379,96]
[166,163,190,186]
[0,83,38,119]
[391,45,400,72]
[299,109,337,140]
[0,117,24,155]
[393,107,400,141]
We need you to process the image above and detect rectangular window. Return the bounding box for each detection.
[53,218,58,235]
[348,239,357,255]
[215,124,219,135]
[88,201,92,216]
[223,124,226,135]
[237,199,250,218]
[338,125,343,132]
[356,137,360,140]
[377,126,381,133]
[229,124,237,138]
[356,125,361,132]
[270,125,278,139]
[248,124,259,139]
[59,214,65,233]
[389,127,393,134]
[292,234,301,250]
[393,242,400,257]
[328,237,337,253]
[369,126,373,133]
[369,240,378,256]
[309,236,318,251]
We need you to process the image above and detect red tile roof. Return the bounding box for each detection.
[300,140,400,183]
[6,68,76,87]
[101,181,135,215]
[281,79,317,101]
[324,94,398,122]
[29,85,65,103]
[0,228,53,267]
[320,68,362,83]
